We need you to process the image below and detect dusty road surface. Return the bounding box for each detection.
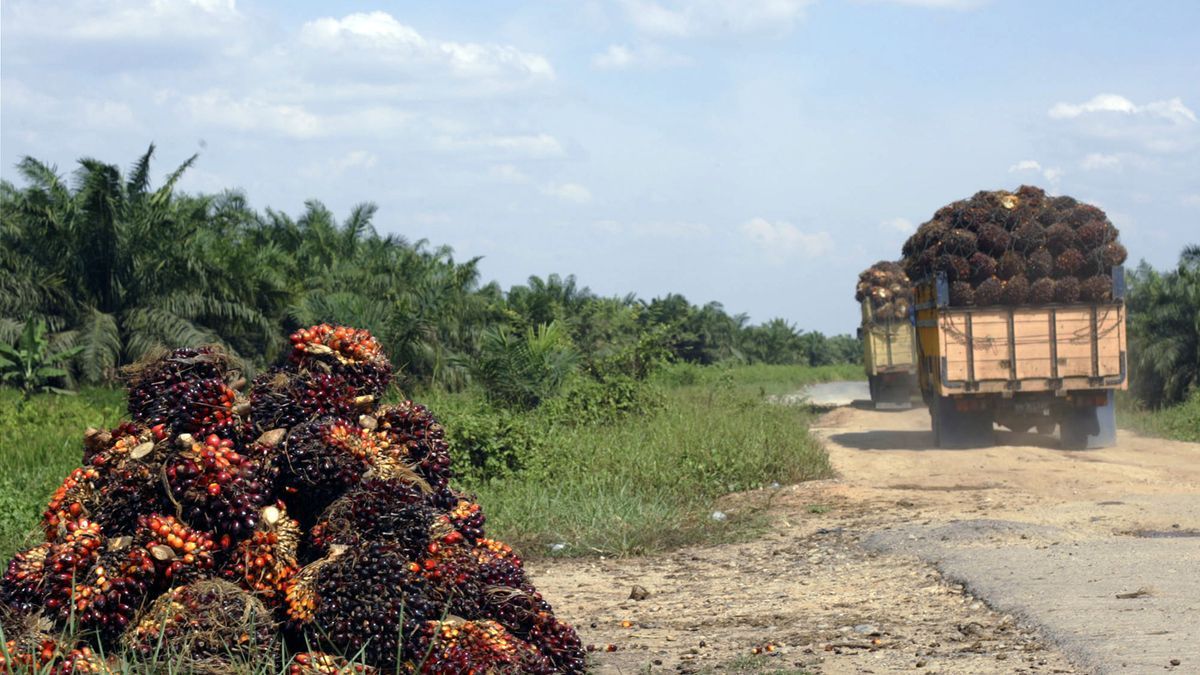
[530,394,1200,674]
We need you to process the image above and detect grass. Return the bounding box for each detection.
[1117,390,1200,443]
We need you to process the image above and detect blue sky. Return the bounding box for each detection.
[2,0,1197,334]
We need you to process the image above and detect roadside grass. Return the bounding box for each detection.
[1117,391,1200,443]
[654,362,864,397]
[0,388,125,560]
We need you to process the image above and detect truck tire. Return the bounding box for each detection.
[1059,391,1117,449]
[868,375,878,403]
[931,396,994,449]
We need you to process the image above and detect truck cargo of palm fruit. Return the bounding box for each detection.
[902,186,1127,449]
[856,261,917,407]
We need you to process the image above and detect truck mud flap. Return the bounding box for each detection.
[931,396,994,449]
[1059,390,1116,450]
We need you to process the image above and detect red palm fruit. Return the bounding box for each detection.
[976,224,1011,256]
[1029,277,1056,304]
[125,346,232,428]
[220,503,301,603]
[42,467,101,540]
[1000,275,1030,305]
[997,250,1025,280]
[1,543,52,614]
[1054,249,1086,277]
[133,514,215,583]
[1045,223,1079,254]
[0,636,60,671]
[414,619,553,675]
[309,479,432,558]
[288,652,378,675]
[376,401,455,499]
[166,377,243,440]
[1079,275,1113,302]
[974,277,1003,306]
[82,422,165,469]
[447,499,486,544]
[165,434,269,540]
[73,544,157,639]
[51,646,115,674]
[1101,241,1127,267]
[288,324,393,399]
[1026,248,1054,280]
[949,281,975,307]
[42,518,105,622]
[121,580,276,664]
[967,252,997,283]
[1054,277,1081,303]
[1012,222,1047,252]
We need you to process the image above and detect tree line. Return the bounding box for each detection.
[0,146,860,393]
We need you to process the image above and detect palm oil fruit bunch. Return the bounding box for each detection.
[854,260,914,321]
[0,325,583,673]
[901,186,1126,307]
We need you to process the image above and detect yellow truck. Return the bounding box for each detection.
[860,300,918,407]
[914,269,1127,448]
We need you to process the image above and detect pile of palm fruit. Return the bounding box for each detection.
[855,260,913,321]
[1,325,585,674]
[901,185,1127,307]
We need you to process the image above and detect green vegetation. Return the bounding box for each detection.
[1127,246,1200,409]
[1118,391,1200,443]
[0,318,83,399]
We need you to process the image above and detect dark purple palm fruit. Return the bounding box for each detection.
[974,277,1003,306]
[376,401,455,498]
[1,544,52,615]
[1001,275,1030,305]
[949,281,975,307]
[1076,220,1110,250]
[1045,223,1079,254]
[301,541,440,669]
[166,377,244,440]
[1026,248,1054,280]
[1054,277,1081,303]
[1054,248,1086,278]
[288,324,393,401]
[967,252,997,283]
[164,434,270,546]
[1029,278,1056,304]
[276,418,384,522]
[1050,195,1078,212]
[248,368,357,435]
[1012,222,1047,252]
[308,478,433,559]
[75,542,157,639]
[125,346,232,428]
[91,459,165,538]
[997,250,1025,280]
[42,518,105,624]
[975,224,1011,256]
[934,255,970,283]
[942,228,978,256]
[1101,241,1128,268]
[1079,275,1114,302]
[520,611,587,675]
[1068,203,1106,227]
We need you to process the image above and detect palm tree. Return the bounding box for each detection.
[1127,245,1200,407]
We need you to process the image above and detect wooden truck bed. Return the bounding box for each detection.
[861,301,916,376]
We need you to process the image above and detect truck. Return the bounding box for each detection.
[914,268,1127,449]
[860,299,918,408]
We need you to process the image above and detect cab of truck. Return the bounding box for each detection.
[860,299,918,408]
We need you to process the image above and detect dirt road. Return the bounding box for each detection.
[532,397,1200,674]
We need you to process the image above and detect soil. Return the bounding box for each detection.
[529,398,1200,674]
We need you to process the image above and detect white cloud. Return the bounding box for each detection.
[542,182,593,203]
[1080,153,1121,170]
[591,43,690,70]
[1182,194,1200,209]
[618,0,814,38]
[182,90,321,138]
[437,133,566,158]
[489,164,531,183]
[740,217,833,260]
[1008,159,1063,185]
[881,217,915,234]
[5,0,242,43]
[1049,94,1197,125]
[332,150,378,173]
[299,11,553,81]
[594,220,711,237]
[1048,94,1199,153]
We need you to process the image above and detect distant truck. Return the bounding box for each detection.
[914,269,1127,449]
[860,300,918,408]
